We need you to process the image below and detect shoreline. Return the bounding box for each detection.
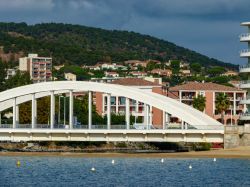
[1,147,250,158]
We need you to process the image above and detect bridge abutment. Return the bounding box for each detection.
[224,124,250,149]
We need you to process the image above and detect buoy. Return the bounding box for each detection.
[16,160,21,167]
[91,167,96,172]
[213,158,216,162]
[111,160,115,164]
[161,158,164,163]
[189,165,192,169]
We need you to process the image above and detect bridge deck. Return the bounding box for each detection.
[0,128,224,143]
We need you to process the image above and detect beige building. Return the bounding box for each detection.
[64,73,77,81]
[19,54,52,83]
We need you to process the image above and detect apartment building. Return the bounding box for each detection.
[95,78,164,127]
[168,82,246,125]
[19,54,52,83]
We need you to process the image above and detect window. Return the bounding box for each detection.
[199,91,205,96]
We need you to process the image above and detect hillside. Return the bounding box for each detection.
[0,22,237,69]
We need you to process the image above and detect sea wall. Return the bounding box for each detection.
[224,124,250,149]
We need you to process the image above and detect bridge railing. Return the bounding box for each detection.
[0,123,223,130]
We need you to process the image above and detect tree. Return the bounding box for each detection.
[170,60,180,74]
[5,71,32,89]
[207,66,225,77]
[0,60,6,91]
[215,93,230,125]
[190,63,201,75]
[193,94,206,112]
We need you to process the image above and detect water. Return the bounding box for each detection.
[0,156,249,186]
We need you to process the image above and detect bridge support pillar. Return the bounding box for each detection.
[144,104,149,130]
[69,90,74,129]
[107,94,111,129]
[13,98,16,128]
[16,105,19,126]
[88,91,92,129]
[162,111,166,129]
[149,105,152,127]
[32,94,36,129]
[50,91,55,129]
[125,97,130,129]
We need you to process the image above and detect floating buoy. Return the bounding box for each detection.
[213,158,216,162]
[111,160,115,164]
[161,158,164,163]
[16,160,21,167]
[189,165,192,169]
[91,167,96,172]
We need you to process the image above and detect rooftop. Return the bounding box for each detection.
[169,82,243,92]
[111,78,161,87]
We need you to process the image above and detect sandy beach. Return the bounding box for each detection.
[0,146,250,158]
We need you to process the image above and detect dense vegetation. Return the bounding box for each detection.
[0,22,237,69]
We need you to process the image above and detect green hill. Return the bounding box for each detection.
[0,22,237,69]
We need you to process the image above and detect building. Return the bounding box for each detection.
[223,70,239,76]
[168,82,246,125]
[5,68,17,79]
[151,69,172,77]
[180,69,191,76]
[95,78,165,127]
[239,22,250,121]
[129,71,147,77]
[54,65,64,71]
[105,71,119,77]
[19,54,52,83]
[64,73,77,81]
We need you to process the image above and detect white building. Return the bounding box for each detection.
[64,73,77,81]
[19,54,52,83]
[239,22,250,120]
[5,68,17,79]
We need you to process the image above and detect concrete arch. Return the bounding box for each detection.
[0,81,223,129]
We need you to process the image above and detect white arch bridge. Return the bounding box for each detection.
[0,81,224,143]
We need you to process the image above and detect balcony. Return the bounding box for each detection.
[240,49,250,57]
[239,80,250,89]
[239,64,250,73]
[240,33,250,42]
[240,97,250,104]
[239,113,250,120]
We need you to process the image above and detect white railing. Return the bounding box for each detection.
[240,49,250,55]
[239,64,250,69]
[240,80,250,84]
[240,33,250,39]
[0,124,12,128]
[0,123,223,131]
[240,113,250,117]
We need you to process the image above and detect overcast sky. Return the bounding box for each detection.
[0,0,249,65]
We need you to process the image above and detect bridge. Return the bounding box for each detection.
[0,81,224,143]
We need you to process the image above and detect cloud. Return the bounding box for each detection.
[0,0,54,11]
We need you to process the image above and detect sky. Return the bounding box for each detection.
[0,0,250,65]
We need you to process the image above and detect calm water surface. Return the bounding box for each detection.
[0,156,249,186]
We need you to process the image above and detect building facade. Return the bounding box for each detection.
[64,73,77,81]
[95,78,165,127]
[239,22,250,121]
[19,54,52,83]
[168,82,246,125]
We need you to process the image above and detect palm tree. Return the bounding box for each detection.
[193,94,206,112]
[215,93,230,125]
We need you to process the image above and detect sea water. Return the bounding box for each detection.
[0,156,249,186]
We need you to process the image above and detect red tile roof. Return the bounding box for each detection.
[111,78,161,86]
[169,82,243,92]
